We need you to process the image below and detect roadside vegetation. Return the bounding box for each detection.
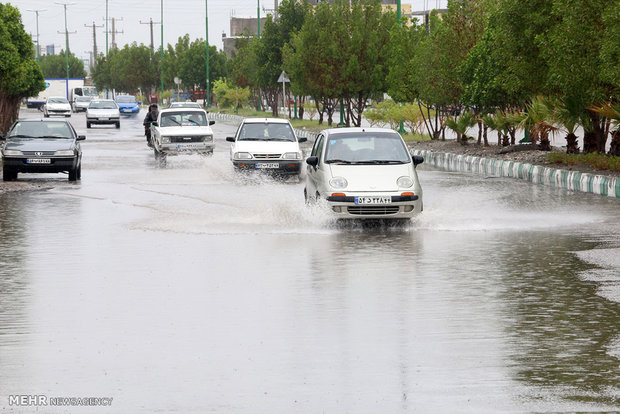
[2,0,619,171]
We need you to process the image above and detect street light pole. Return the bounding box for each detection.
[396,0,406,134]
[55,2,75,100]
[160,0,164,95]
[26,9,46,63]
[205,0,210,107]
[105,0,108,56]
[257,0,262,111]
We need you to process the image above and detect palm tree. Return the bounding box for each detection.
[590,102,620,156]
[550,96,589,154]
[445,110,477,145]
[514,97,557,151]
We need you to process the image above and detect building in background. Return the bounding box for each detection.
[222,16,267,59]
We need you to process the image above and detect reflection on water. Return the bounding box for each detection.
[0,129,619,413]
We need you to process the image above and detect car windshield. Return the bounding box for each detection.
[238,123,295,141]
[90,101,117,109]
[76,97,92,102]
[116,96,137,103]
[170,102,200,108]
[324,132,411,164]
[48,97,68,104]
[9,122,73,139]
[160,111,208,127]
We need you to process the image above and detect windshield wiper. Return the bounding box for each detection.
[269,138,294,141]
[165,118,181,126]
[10,135,36,138]
[239,138,262,141]
[356,160,405,164]
[40,135,70,138]
[325,159,353,164]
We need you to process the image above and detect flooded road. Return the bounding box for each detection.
[1,109,619,413]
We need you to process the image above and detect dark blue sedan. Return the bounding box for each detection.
[115,95,140,115]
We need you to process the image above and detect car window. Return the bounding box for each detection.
[311,135,324,157]
[90,101,117,109]
[160,112,207,126]
[324,133,411,164]
[238,122,295,141]
[10,122,73,138]
[48,97,68,104]
[116,96,137,103]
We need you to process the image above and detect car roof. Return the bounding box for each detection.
[160,107,206,113]
[242,118,291,124]
[15,119,70,123]
[47,96,68,100]
[322,127,401,136]
[90,99,115,102]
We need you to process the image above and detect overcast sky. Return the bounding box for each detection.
[14,0,445,62]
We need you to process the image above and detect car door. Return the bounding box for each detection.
[306,134,325,198]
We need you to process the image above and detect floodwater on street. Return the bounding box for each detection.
[0,109,619,413]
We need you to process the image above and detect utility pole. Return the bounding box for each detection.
[160,0,164,95]
[26,8,46,62]
[55,2,76,100]
[257,0,261,111]
[396,0,406,134]
[105,17,123,50]
[139,18,161,52]
[205,0,210,107]
[105,0,108,56]
[85,21,103,64]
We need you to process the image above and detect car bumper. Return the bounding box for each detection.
[47,110,71,116]
[119,107,140,115]
[324,193,422,219]
[233,160,302,174]
[158,142,215,155]
[87,117,119,124]
[2,156,78,173]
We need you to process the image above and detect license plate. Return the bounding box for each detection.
[355,196,391,205]
[255,163,279,169]
[27,158,51,164]
[177,144,203,150]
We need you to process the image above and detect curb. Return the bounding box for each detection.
[411,149,620,198]
[209,113,319,141]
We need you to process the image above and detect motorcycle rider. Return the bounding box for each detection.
[143,103,159,147]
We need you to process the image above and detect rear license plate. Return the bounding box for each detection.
[355,196,391,205]
[255,163,279,169]
[27,158,51,164]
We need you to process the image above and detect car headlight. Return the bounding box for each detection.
[204,135,213,142]
[282,152,301,160]
[54,150,75,156]
[234,152,252,160]
[3,149,23,156]
[161,136,170,144]
[329,176,348,189]
[397,176,414,188]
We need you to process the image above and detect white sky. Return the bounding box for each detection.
[13,0,446,62]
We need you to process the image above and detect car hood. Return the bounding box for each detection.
[88,109,119,116]
[233,140,300,154]
[157,126,213,135]
[117,102,138,108]
[47,103,71,110]
[328,163,412,192]
[5,138,74,152]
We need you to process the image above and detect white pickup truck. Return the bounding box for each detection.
[150,108,215,163]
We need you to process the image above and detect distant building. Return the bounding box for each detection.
[222,16,267,59]
[46,44,55,55]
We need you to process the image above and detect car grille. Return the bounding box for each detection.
[22,151,56,156]
[170,136,205,143]
[253,153,282,159]
[347,206,400,215]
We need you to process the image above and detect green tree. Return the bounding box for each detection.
[38,52,86,78]
[0,4,45,133]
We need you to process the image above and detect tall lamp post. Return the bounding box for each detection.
[396,0,406,134]
[205,0,210,107]
[26,9,46,63]
[160,0,164,96]
[55,2,75,100]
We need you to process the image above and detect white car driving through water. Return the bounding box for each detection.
[150,108,215,162]
[304,128,424,219]
[226,118,307,175]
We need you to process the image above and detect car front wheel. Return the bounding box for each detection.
[3,168,17,181]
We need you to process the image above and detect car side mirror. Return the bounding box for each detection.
[151,121,158,127]
[77,135,86,141]
[0,135,5,141]
[226,137,235,142]
[412,155,424,166]
[298,137,307,143]
[209,120,215,126]
[306,156,318,167]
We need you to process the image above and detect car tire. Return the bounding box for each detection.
[43,113,49,118]
[68,167,78,181]
[154,148,166,167]
[76,164,82,180]
[115,122,120,129]
[65,115,71,118]
[3,168,17,181]
[87,122,91,128]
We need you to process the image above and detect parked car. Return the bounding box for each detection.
[304,127,424,219]
[86,99,120,128]
[72,95,93,112]
[150,108,215,162]
[226,118,307,175]
[169,101,202,109]
[0,119,84,181]
[43,96,72,117]
[115,95,140,115]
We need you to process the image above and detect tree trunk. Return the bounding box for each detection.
[565,132,579,154]
[298,96,305,120]
[609,129,620,156]
[477,119,482,145]
[584,112,606,153]
[509,127,516,146]
[0,94,20,134]
[316,100,323,125]
[539,131,551,151]
[483,125,489,146]
[502,133,510,147]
